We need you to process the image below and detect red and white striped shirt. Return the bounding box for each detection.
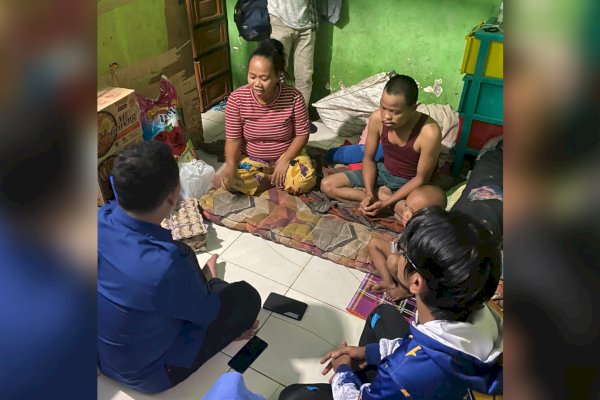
[225,84,310,161]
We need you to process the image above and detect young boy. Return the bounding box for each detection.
[98,141,261,393]
[320,74,442,217]
[367,185,447,302]
[279,207,503,400]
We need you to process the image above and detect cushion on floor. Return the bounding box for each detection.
[199,187,394,272]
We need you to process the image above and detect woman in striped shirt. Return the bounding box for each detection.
[217,39,316,196]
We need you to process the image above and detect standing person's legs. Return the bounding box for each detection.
[292,27,315,106]
[166,280,261,386]
[269,14,295,78]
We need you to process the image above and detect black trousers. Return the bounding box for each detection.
[166,279,261,387]
[451,140,503,244]
[278,304,409,400]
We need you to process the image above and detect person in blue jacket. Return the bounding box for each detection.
[279,206,503,400]
[98,141,261,393]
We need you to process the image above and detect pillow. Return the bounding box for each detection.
[199,188,394,272]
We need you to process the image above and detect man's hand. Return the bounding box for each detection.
[331,346,367,368]
[360,194,376,212]
[321,341,349,376]
[363,200,387,217]
[320,342,368,380]
[331,354,352,370]
[271,157,290,187]
[320,354,351,383]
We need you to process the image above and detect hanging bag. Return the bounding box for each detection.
[234,0,271,41]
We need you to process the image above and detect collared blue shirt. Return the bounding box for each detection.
[97,202,220,393]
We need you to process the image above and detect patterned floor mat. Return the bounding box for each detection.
[346,273,417,322]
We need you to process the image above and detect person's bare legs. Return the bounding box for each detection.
[384,254,412,302]
[393,185,447,224]
[384,286,412,302]
[320,173,368,203]
[201,254,219,281]
[375,186,396,215]
[367,238,396,292]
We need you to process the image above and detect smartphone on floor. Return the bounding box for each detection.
[228,336,268,374]
[263,292,308,321]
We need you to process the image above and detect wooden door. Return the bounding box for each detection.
[186,0,232,112]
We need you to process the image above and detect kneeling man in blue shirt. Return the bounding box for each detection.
[98,141,261,393]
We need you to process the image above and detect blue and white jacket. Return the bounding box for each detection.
[332,304,503,400]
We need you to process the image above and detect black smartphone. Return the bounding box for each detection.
[228,336,268,374]
[263,292,308,321]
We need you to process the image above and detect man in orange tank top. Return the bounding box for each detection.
[321,75,442,217]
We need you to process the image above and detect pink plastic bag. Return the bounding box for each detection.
[136,75,186,156]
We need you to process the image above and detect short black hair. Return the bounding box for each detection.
[111,141,179,213]
[250,38,286,75]
[399,206,502,322]
[384,74,419,106]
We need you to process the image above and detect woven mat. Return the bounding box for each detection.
[347,273,504,321]
[346,273,417,321]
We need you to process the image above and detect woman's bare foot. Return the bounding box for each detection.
[384,286,412,303]
[201,254,219,280]
[234,320,260,341]
[367,280,396,293]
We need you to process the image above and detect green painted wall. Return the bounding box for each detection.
[99,0,500,110]
[226,0,500,109]
[225,7,258,89]
[97,0,205,145]
[98,0,168,75]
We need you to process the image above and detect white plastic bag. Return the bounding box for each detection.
[179,159,216,199]
[312,72,392,136]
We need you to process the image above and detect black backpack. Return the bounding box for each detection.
[234,0,271,41]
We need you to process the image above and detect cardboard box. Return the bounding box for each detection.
[97,87,143,206]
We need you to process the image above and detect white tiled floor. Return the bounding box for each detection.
[97,110,368,400]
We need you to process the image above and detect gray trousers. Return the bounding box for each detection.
[269,14,316,107]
